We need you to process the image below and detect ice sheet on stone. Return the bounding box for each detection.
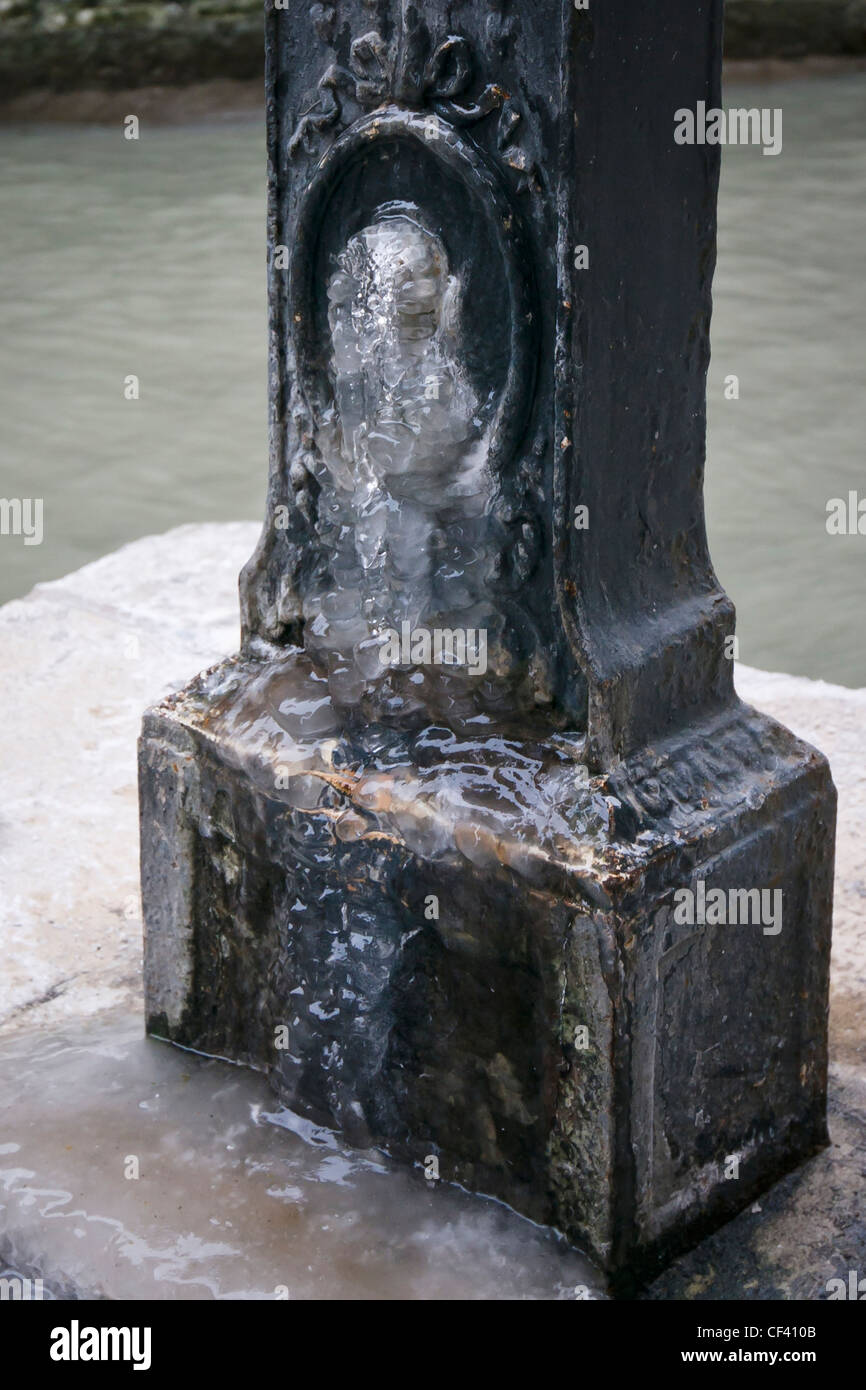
[0,1014,603,1300]
[169,652,616,888]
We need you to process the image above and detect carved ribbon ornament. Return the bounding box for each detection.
[289,30,510,158]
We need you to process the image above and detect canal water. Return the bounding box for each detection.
[1,73,864,684]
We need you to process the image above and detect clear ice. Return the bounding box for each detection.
[301,209,504,710]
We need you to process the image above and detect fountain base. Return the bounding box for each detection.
[140,651,834,1287]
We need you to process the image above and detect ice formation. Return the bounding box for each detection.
[301,209,503,710]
